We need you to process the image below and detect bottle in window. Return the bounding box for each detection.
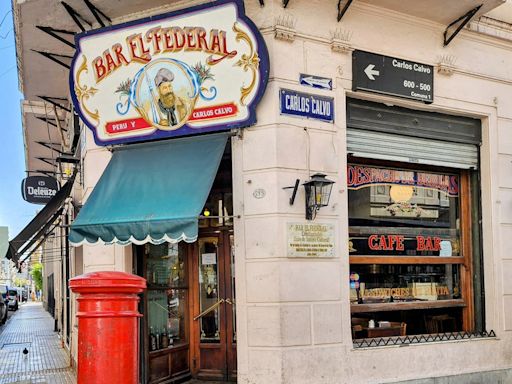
[168,326,174,346]
[148,264,156,285]
[155,328,161,350]
[161,327,169,348]
[149,327,157,351]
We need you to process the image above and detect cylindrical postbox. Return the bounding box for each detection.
[70,271,146,384]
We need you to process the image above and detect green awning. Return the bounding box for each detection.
[69,133,228,246]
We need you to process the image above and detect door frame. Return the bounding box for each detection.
[190,229,236,381]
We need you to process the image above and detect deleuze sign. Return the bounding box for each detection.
[70,0,269,145]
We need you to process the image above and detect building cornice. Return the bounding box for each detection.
[12,0,24,95]
[468,16,512,43]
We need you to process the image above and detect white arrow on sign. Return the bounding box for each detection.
[301,76,332,89]
[364,64,380,80]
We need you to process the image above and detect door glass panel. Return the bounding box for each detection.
[146,243,186,287]
[146,243,188,350]
[199,238,220,343]
[230,234,236,342]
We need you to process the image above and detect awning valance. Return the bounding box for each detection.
[6,173,76,263]
[69,133,228,246]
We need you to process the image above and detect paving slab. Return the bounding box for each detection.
[0,302,75,384]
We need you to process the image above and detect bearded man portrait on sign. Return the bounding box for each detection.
[154,68,187,127]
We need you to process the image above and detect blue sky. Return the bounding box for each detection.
[0,3,39,239]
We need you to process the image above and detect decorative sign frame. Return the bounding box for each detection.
[70,0,269,146]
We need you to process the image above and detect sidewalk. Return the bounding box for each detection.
[0,302,76,384]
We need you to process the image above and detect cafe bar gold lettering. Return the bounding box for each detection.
[368,235,405,251]
[368,234,441,251]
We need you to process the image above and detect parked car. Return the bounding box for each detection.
[0,285,7,300]
[21,289,28,303]
[7,289,18,311]
[0,297,7,324]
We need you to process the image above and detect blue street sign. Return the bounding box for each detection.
[299,74,332,90]
[280,89,334,122]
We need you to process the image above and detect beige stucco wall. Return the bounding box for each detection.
[234,1,512,383]
[79,127,133,274]
[70,0,512,383]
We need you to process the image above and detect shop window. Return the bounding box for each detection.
[348,163,476,339]
[145,243,188,349]
[199,192,234,228]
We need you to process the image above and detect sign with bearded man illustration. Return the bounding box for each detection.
[154,68,187,127]
[70,0,269,146]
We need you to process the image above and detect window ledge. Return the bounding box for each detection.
[352,330,497,350]
[351,299,466,313]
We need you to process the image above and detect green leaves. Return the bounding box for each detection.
[30,263,43,291]
[116,78,132,95]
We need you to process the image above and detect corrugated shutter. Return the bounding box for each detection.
[347,99,481,145]
[347,129,479,169]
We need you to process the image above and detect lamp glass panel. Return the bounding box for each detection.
[304,184,315,207]
[320,183,334,206]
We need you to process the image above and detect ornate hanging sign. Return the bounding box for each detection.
[70,0,269,146]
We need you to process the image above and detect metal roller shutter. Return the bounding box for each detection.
[347,129,479,169]
[346,99,480,169]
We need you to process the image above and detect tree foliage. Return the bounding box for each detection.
[30,263,43,291]
[13,277,29,287]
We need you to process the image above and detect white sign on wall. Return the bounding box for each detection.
[287,223,335,258]
[70,0,269,146]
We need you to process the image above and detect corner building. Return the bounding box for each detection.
[11,0,512,383]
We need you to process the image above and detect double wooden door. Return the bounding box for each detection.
[190,230,236,381]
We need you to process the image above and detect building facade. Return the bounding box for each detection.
[10,0,512,383]
[0,227,10,284]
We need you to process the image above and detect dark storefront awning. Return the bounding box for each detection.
[69,133,228,246]
[6,173,76,263]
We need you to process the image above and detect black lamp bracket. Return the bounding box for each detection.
[337,0,354,22]
[283,179,300,205]
[444,4,482,46]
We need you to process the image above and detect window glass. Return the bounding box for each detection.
[348,164,460,257]
[146,243,188,350]
[348,164,466,338]
[198,238,220,343]
[349,264,461,304]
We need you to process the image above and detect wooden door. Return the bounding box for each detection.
[191,231,236,381]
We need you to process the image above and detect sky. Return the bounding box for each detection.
[0,2,40,240]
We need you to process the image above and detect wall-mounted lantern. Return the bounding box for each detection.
[303,173,335,220]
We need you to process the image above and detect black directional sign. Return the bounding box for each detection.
[352,50,434,103]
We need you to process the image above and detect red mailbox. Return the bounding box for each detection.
[70,271,146,384]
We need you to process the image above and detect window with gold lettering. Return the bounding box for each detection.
[348,163,476,339]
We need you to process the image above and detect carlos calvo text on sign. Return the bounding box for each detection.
[280,89,334,122]
[352,50,434,103]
